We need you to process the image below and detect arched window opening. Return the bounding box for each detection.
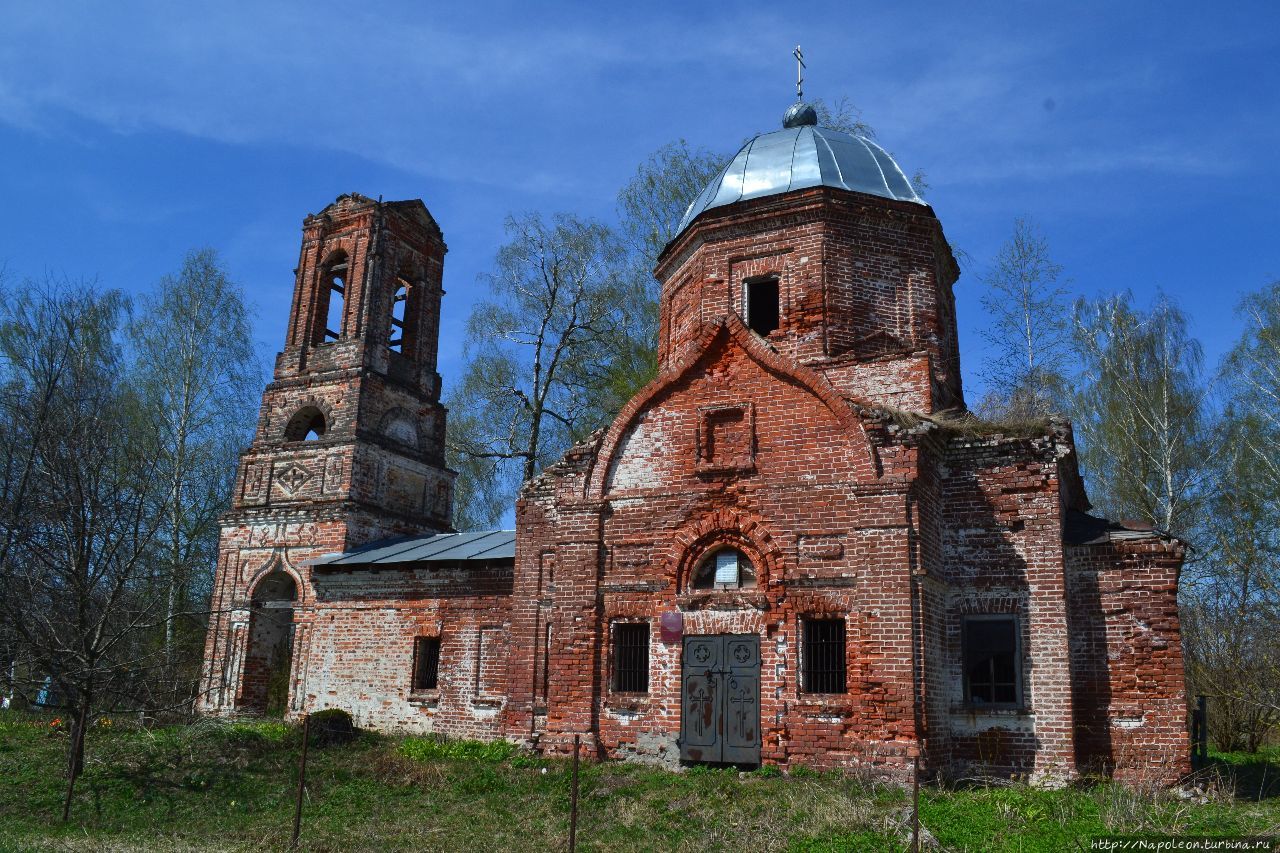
[745,277,779,336]
[284,407,327,442]
[692,548,756,591]
[321,252,348,343]
[389,278,410,354]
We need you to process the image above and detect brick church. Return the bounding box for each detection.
[200,102,1191,783]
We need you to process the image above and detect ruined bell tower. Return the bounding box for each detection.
[200,193,454,715]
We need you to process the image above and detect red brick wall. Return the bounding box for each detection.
[298,563,513,737]
[202,188,1190,788]
[1067,539,1190,783]
[655,187,964,414]
[934,434,1080,781]
[508,317,925,777]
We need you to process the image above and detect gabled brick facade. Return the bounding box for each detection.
[201,150,1190,785]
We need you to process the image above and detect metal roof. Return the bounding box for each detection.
[308,530,515,568]
[676,119,926,237]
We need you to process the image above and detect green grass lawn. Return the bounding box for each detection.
[0,711,1275,852]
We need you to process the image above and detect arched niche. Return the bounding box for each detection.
[241,570,298,715]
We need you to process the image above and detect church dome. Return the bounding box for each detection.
[675,106,927,236]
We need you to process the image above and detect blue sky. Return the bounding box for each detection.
[2,0,1278,404]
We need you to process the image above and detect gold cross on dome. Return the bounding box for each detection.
[793,45,806,101]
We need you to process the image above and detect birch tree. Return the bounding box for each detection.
[1183,281,1280,750]
[129,249,259,702]
[978,218,1071,419]
[1070,292,1209,539]
[447,213,626,526]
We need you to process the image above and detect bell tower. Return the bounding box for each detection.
[201,194,454,715]
[238,192,455,539]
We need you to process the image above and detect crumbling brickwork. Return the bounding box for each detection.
[202,176,1190,785]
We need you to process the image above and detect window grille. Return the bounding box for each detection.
[802,618,847,694]
[412,636,440,691]
[963,617,1019,705]
[613,623,650,693]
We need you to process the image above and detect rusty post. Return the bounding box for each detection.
[291,714,311,849]
[569,734,580,853]
[911,752,920,853]
[1192,696,1203,758]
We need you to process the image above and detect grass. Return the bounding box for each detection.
[0,710,1276,852]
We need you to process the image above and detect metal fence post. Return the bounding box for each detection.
[569,734,580,853]
[1196,694,1208,764]
[911,753,920,853]
[292,714,311,849]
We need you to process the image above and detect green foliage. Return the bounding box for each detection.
[1071,291,1209,538]
[399,735,520,763]
[1,718,1276,851]
[445,212,628,527]
[1188,280,1280,751]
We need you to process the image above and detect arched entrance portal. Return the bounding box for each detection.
[241,572,297,715]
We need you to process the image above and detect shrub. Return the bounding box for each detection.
[308,709,357,748]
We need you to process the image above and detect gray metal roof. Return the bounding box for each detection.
[676,121,926,237]
[309,530,515,568]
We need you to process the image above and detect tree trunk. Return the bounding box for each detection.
[61,694,90,822]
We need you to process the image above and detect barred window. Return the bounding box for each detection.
[802,618,847,694]
[412,636,440,691]
[612,623,649,693]
[963,617,1019,705]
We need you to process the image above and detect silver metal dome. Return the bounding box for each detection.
[676,123,926,236]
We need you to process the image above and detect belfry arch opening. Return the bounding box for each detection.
[242,571,298,715]
[284,406,326,441]
[319,251,348,343]
[389,277,409,354]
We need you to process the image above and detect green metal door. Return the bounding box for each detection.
[680,634,760,765]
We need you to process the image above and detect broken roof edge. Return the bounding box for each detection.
[305,529,516,569]
[1063,509,1182,548]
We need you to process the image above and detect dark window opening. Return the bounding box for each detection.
[389,278,409,353]
[802,618,847,694]
[692,548,756,590]
[963,617,1019,705]
[284,407,326,441]
[321,256,348,343]
[412,636,440,691]
[746,278,779,336]
[612,623,649,693]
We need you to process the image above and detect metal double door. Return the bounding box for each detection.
[680,634,760,765]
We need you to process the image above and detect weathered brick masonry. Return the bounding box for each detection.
[202,112,1191,784]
